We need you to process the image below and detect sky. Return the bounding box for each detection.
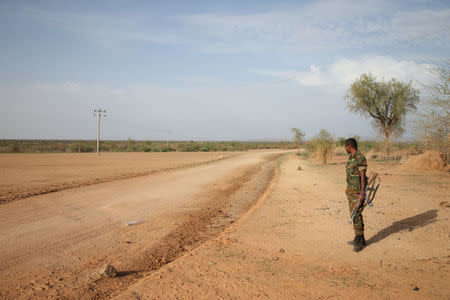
[1,0,449,141]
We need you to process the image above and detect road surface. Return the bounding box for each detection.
[0,150,282,299]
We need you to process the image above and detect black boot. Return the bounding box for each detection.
[353,235,365,252]
[347,236,357,245]
[348,234,366,246]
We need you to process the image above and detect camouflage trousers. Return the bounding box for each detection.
[346,188,364,236]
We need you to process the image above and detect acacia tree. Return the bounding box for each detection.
[345,73,419,159]
[290,128,305,152]
[415,60,449,161]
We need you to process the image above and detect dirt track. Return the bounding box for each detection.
[0,151,282,299]
[117,154,449,299]
[1,151,448,299]
[0,152,236,203]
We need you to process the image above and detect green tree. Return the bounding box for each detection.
[290,128,305,152]
[345,73,419,159]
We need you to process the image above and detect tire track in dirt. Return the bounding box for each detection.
[0,153,283,299]
[83,154,282,300]
[0,155,236,205]
[0,222,117,272]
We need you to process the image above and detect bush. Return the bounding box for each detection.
[79,144,95,153]
[358,140,380,153]
[296,151,310,158]
[126,138,136,152]
[0,140,292,153]
[179,142,201,152]
[11,142,21,153]
[159,146,176,152]
[308,129,334,165]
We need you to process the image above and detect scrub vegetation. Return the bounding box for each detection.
[0,139,294,153]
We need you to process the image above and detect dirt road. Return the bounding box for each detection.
[0,151,283,299]
[117,154,449,299]
[0,152,236,203]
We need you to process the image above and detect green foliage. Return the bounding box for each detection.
[159,146,176,152]
[0,140,294,153]
[316,129,334,144]
[358,140,380,153]
[296,151,310,158]
[179,142,201,152]
[345,73,420,157]
[126,138,136,152]
[11,142,20,153]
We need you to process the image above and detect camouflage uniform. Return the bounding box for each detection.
[345,151,367,236]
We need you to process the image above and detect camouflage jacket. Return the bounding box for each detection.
[346,151,367,192]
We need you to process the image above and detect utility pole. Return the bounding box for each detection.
[93,109,106,155]
[166,130,173,148]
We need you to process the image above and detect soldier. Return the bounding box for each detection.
[345,138,367,252]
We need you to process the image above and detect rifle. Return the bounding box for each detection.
[349,172,381,224]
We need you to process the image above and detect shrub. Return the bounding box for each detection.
[159,146,176,152]
[179,142,201,152]
[308,129,334,165]
[79,144,95,152]
[11,142,21,153]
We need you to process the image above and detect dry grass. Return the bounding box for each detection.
[316,144,333,165]
[333,145,419,163]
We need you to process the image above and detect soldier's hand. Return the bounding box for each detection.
[358,194,365,206]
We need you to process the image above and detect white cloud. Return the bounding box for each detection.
[329,56,432,86]
[297,65,327,86]
[258,56,433,88]
[256,65,327,86]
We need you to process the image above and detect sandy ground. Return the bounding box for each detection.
[117,154,450,299]
[0,152,237,203]
[1,151,448,299]
[0,150,282,299]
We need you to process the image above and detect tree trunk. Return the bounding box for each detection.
[384,130,390,160]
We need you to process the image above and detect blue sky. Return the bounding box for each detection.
[1,0,449,141]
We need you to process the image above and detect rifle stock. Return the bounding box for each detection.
[368,172,378,185]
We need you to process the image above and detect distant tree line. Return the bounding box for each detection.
[0,140,295,153]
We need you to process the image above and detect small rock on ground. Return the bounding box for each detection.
[100,264,118,278]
